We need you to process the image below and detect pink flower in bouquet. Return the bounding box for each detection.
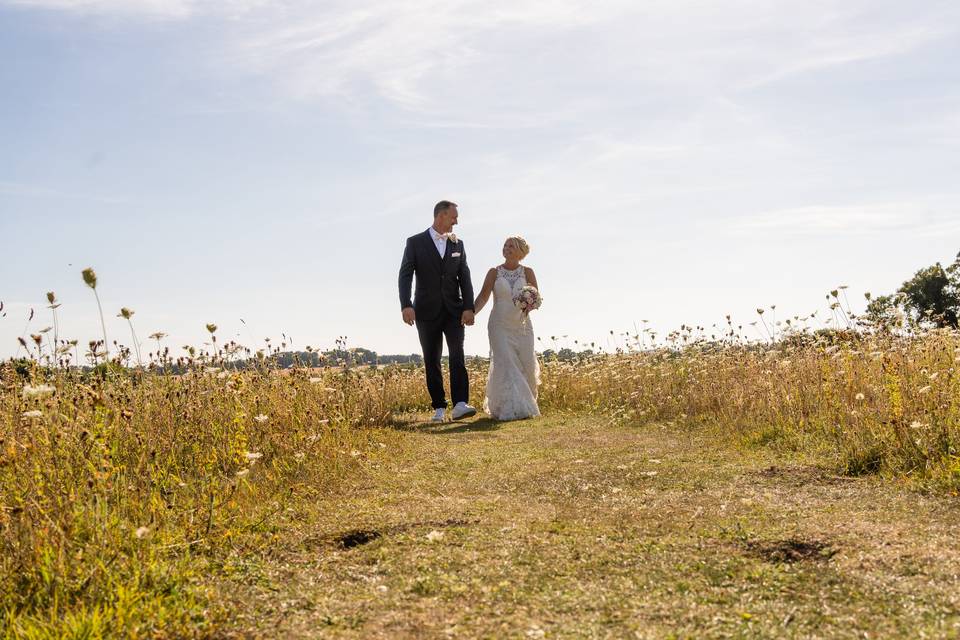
[513,285,542,315]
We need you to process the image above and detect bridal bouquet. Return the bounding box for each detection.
[514,285,542,315]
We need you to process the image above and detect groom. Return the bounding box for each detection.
[398,200,477,422]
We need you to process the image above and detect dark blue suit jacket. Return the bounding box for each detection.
[399,229,475,321]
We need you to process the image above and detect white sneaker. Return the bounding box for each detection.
[451,402,477,420]
[431,408,446,423]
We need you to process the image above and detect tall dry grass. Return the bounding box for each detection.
[1,358,434,637]
[539,329,960,482]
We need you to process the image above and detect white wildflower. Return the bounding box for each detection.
[294,452,305,462]
[855,393,865,401]
[134,526,150,539]
[350,450,361,457]
[425,530,444,542]
[21,384,55,399]
[204,367,220,374]
[244,452,262,463]
[216,371,229,379]
[21,410,43,419]
[918,386,932,395]
[309,377,322,384]
[253,414,269,423]
[641,471,659,477]
[236,468,250,477]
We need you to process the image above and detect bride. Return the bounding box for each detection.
[473,236,541,420]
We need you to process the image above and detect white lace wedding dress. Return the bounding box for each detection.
[484,266,541,420]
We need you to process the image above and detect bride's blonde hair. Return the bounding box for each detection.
[506,236,530,259]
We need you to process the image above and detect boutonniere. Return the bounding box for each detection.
[447,233,458,244]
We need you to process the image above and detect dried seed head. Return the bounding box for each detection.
[118,307,134,319]
[81,268,98,289]
[46,292,56,304]
[206,323,218,334]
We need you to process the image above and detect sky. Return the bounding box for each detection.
[1,0,959,360]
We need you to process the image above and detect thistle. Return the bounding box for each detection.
[206,323,218,361]
[82,267,109,359]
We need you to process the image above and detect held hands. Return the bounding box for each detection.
[401,307,416,325]
[461,310,475,327]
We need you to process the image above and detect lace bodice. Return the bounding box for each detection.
[489,265,531,334]
[497,265,526,293]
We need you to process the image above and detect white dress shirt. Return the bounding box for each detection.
[428,226,447,258]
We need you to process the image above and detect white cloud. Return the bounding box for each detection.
[731,203,960,235]
[1,0,267,19]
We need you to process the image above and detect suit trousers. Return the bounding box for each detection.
[416,310,468,409]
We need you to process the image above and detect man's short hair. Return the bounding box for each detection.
[434,200,457,217]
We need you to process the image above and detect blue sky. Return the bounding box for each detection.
[2,0,959,360]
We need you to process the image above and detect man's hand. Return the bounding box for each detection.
[461,310,475,327]
[402,307,416,325]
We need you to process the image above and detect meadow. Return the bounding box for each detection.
[2,284,959,637]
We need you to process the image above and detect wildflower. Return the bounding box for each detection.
[855,393,865,401]
[309,377,322,384]
[918,386,932,395]
[425,530,444,542]
[81,267,98,289]
[204,367,220,374]
[910,421,925,429]
[641,471,658,477]
[22,384,55,399]
[350,450,361,457]
[294,452,306,462]
[206,323,217,334]
[929,372,939,381]
[244,452,263,463]
[216,371,229,379]
[21,410,43,418]
[135,526,150,539]
[253,414,269,423]
[236,468,250,477]
[118,307,134,319]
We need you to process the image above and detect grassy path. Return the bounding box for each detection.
[219,414,960,639]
